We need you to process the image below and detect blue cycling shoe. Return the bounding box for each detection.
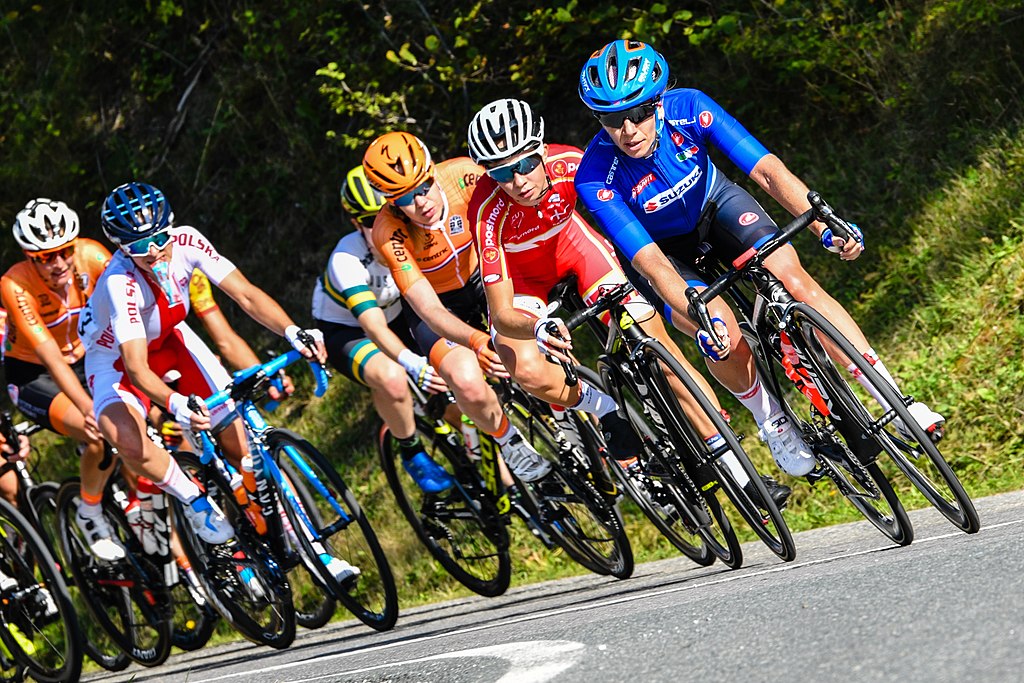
[402,452,455,493]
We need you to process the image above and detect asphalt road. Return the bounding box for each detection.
[84,490,1024,683]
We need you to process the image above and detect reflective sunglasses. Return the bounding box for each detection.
[121,230,173,257]
[486,154,544,183]
[392,179,433,207]
[594,99,659,129]
[27,245,75,265]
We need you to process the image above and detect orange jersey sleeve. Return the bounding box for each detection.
[0,238,111,364]
[372,157,484,295]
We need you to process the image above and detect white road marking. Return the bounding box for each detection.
[287,640,585,683]
[199,518,1022,682]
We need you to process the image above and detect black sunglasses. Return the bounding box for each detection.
[593,99,659,129]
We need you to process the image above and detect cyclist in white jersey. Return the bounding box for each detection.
[313,167,453,492]
[79,182,327,550]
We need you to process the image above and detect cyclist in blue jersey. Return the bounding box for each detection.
[575,39,944,479]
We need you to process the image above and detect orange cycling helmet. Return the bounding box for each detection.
[362,131,433,198]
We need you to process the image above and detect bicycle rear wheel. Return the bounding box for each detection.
[603,359,742,568]
[505,394,633,579]
[31,482,129,672]
[269,429,398,632]
[380,420,512,597]
[638,342,796,562]
[0,498,82,683]
[56,480,172,667]
[790,304,973,531]
[275,464,339,630]
[172,453,296,649]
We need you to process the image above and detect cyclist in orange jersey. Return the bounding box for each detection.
[1,198,124,560]
[363,131,551,483]
[467,99,791,508]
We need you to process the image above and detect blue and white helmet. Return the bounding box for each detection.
[100,182,174,245]
[578,39,669,112]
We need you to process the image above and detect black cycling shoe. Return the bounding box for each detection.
[743,475,792,511]
[599,411,643,461]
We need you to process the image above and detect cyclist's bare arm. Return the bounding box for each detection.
[215,269,326,363]
[357,307,412,361]
[404,278,484,351]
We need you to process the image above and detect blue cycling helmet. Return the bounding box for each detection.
[578,40,669,112]
[100,182,174,245]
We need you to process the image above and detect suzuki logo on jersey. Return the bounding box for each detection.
[642,166,702,213]
[675,145,699,163]
[738,212,760,226]
[699,110,714,128]
[631,173,657,199]
[597,189,615,202]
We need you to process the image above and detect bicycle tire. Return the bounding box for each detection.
[505,394,634,579]
[579,365,713,567]
[380,420,512,598]
[792,306,979,534]
[171,453,296,649]
[56,480,172,667]
[268,428,398,632]
[30,482,130,672]
[0,498,82,683]
[601,358,742,568]
[638,341,796,562]
[276,460,339,630]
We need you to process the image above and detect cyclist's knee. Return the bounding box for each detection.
[368,360,408,402]
[444,364,490,407]
[510,353,558,396]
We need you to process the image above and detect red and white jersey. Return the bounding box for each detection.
[468,144,584,286]
[78,226,236,358]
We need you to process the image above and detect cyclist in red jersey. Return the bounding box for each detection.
[466,99,790,507]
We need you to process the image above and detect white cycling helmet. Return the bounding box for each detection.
[467,98,545,164]
[13,198,80,252]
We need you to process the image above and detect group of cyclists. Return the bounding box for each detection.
[0,38,946,630]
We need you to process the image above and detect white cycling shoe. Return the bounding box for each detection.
[894,402,945,443]
[183,495,234,545]
[321,554,361,586]
[760,411,816,477]
[501,435,552,482]
[75,507,127,562]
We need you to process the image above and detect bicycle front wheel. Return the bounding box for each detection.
[31,482,129,672]
[380,419,512,597]
[269,429,398,632]
[56,480,172,667]
[791,304,976,533]
[0,498,82,683]
[638,341,796,562]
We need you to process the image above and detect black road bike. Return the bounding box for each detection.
[549,276,795,568]
[687,191,978,541]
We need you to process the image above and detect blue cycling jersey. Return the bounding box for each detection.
[575,88,770,262]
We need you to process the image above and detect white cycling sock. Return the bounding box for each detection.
[847,348,899,409]
[730,376,779,425]
[571,381,617,418]
[156,457,202,504]
[705,434,751,486]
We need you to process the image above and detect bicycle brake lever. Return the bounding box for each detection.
[685,287,727,350]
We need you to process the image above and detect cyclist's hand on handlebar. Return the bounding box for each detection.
[695,316,731,361]
[285,325,327,363]
[168,392,212,432]
[469,331,510,380]
[534,317,573,364]
[821,222,864,261]
[0,434,30,462]
[398,349,449,394]
[267,371,295,401]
